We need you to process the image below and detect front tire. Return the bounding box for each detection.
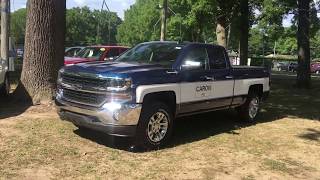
[135,102,173,150]
[237,92,261,122]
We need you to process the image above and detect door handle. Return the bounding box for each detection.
[225,75,234,79]
[201,76,215,81]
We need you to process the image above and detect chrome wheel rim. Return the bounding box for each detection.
[249,97,259,119]
[147,111,169,143]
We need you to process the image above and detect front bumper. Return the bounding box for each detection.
[55,98,142,137]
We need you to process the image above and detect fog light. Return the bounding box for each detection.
[103,102,121,112]
[56,89,63,98]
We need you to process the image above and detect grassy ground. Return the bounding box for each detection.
[0,73,319,179]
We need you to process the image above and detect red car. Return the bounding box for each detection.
[311,62,320,74]
[64,46,129,65]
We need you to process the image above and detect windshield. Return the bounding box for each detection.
[116,43,184,68]
[76,47,106,60]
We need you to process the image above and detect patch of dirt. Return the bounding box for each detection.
[18,167,58,180]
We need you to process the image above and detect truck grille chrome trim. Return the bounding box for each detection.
[58,73,132,107]
[61,89,107,107]
[61,73,109,92]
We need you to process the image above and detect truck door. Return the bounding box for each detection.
[179,45,215,114]
[207,46,234,108]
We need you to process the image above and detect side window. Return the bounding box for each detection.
[107,48,119,58]
[181,47,209,70]
[208,47,227,69]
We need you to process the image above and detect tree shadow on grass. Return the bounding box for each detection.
[298,128,320,142]
[0,82,33,120]
[0,96,32,120]
[73,128,133,151]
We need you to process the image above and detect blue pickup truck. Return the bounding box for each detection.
[56,41,270,149]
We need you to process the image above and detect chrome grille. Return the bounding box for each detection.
[61,74,109,88]
[61,89,107,107]
[59,73,109,107]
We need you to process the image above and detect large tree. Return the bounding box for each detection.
[16,0,66,104]
[239,0,249,65]
[296,0,311,88]
[215,0,240,48]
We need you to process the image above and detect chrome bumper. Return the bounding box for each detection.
[55,97,142,136]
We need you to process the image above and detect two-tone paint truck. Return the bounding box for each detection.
[56,41,270,149]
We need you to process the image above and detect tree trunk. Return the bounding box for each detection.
[297,0,311,88]
[216,16,227,48]
[239,0,249,66]
[15,0,66,104]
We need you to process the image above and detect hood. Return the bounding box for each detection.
[63,61,167,78]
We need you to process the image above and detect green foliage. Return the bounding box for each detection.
[66,7,122,46]
[10,8,27,45]
[116,0,160,46]
[117,0,217,46]
[11,7,122,46]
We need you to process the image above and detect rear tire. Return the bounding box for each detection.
[0,74,10,97]
[237,92,261,122]
[135,102,173,150]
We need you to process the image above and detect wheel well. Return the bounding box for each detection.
[142,91,177,116]
[249,84,263,98]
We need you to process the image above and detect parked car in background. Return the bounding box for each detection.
[288,62,298,72]
[276,62,289,71]
[65,46,85,57]
[64,46,129,65]
[311,62,320,74]
[16,48,24,58]
[275,61,298,72]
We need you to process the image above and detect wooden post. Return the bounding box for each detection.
[160,0,168,41]
[1,0,10,62]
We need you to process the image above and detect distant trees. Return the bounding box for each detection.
[66,7,122,46]
[116,0,160,46]
[10,7,122,47]
[10,8,27,45]
[117,0,217,46]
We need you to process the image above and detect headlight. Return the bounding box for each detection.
[107,78,132,92]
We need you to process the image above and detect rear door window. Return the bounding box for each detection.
[181,47,209,70]
[207,47,227,70]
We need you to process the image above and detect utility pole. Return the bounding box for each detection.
[1,0,10,62]
[97,0,111,45]
[160,0,168,41]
